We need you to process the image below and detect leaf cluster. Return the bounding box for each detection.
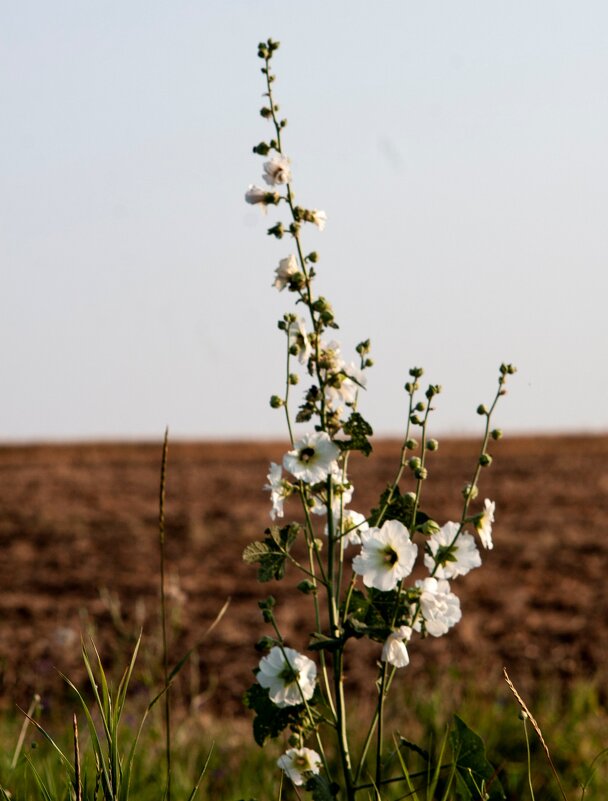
[242,523,300,582]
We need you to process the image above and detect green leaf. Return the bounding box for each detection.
[243,683,313,747]
[304,775,339,801]
[369,485,429,530]
[450,715,505,800]
[242,524,300,582]
[308,633,341,652]
[340,412,373,456]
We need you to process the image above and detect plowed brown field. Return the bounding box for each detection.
[1,435,607,717]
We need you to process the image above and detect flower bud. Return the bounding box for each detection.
[406,438,418,450]
[426,439,439,451]
[477,404,488,415]
[414,467,428,480]
[426,384,442,398]
[364,358,374,368]
[462,483,479,500]
[270,395,284,408]
[409,366,424,378]
[408,457,422,471]
[267,222,284,238]
[289,373,299,386]
[421,519,441,535]
[491,428,503,440]
[479,453,493,467]
[415,401,425,412]
[410,414,422,426]
[297,580,316,595]
[260,107,273,119]
[307,251,319,263]
[252,141,271,156]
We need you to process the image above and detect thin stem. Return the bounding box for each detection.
[158,428,171,801]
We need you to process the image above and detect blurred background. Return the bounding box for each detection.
[3,0,607,442]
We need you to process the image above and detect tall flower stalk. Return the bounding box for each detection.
[243,38,515,801]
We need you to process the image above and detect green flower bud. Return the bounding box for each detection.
[296,580,316,595]
[406,438,418,450]
[288,373,299,386]
[260,107,272,119]
[252,141,271,156]
[479,453,493,467]
[426,438,439,451]
[410,414,422,426]
[477,404,488,415]
[409,366,424,378]
[415,401,425,412]
[307,251,319,263]
[404,382,413,393]
[426,384,442,398]
[421,519,441,535]
[415,467,428,480]
[491,428,503,440]
[267,222,284,238]
[408,457,422,471]
[270,395,284,408]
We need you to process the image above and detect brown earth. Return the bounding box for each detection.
[0,435,607,719]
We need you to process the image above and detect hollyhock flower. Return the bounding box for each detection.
[257,646,317,707]
[287,317,312,365]
[325,509,368,547]
[414,577,461,637]
[309,471,354,516]
[474,499,495,550]
[424,522,481,579]
[310,209,327,231]
[277,748,322,785]
[352,519,418,592]
[325,363,367,408]
[245,184,280,211]
[264,462,292,520]
[284,432,340,484]
[273,254,299,291]
[263,154,292,186]
[381,625,412,668]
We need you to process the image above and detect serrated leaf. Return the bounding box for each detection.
[243,541,271,564]
[450,715,506,800]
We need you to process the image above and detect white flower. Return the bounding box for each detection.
[325,363,367,408]
[424,522,481,579]
[283,432,340,484]
[381,625,412,668]
[245,184,279,211]
[310,209,327,231]
[273,254,299,291]
[257,646,317,707]
[475,499,495,550]
[277,748,322,786]
[287,317,312,365]
[263,155,292,186]
[414,577,461,637]
[264,462,292,520]
[352,519,418,592]
[309,470,354,516]
[325,509,368,547]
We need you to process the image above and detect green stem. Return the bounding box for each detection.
[158,428,171,801]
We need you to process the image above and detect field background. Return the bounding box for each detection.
[1,434,606,722]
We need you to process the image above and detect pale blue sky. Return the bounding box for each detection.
[2,1,607,441]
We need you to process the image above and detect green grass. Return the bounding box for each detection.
[0,661,605,800]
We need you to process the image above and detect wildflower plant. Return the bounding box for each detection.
[243,38,516,800]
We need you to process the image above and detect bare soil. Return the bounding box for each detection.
[1,435,607,718]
